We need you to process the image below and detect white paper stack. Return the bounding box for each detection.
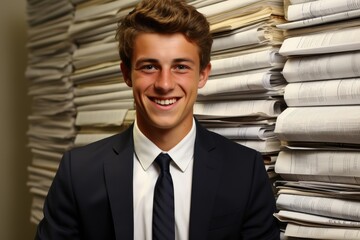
[274,0,360,238]
[26,0,76,224]
[69,0,139,147]
[193,0,286,181]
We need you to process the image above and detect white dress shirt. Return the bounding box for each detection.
[133,119,196,240]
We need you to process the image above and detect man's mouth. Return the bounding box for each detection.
[153,98,178,106]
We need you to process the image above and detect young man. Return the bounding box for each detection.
[35,0,280,239]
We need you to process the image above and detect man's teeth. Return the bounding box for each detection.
[154,98,177,106]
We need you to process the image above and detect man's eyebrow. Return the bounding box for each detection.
[173,58,195,64]
[134,58,196,68]
[134,58,158,66]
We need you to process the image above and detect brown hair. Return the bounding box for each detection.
[116,0,213,71]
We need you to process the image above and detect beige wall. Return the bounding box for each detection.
[0,0,37,239]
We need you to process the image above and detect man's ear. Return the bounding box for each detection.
[198,63,211,89]
[120,62,132,87]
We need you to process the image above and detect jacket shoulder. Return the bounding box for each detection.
[71,126,132,157]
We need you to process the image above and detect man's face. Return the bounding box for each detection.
[121,33,210,140]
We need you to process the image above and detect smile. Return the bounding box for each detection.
[153,98,177,106]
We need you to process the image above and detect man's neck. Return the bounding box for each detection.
[136,119,194,151]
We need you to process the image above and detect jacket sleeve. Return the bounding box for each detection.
[35,151,81,240]
[241,152,280,240]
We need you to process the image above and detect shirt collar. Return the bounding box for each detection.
[133,119,196,172]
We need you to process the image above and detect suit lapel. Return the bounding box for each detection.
[104,126,134,240]
[102,123,223,240]
[189,122,224,240]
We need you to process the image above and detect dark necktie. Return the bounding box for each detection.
[153,153,175,240]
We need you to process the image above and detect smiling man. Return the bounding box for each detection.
[121,32,210,151]
[35,0,280,239]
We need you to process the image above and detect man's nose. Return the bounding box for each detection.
[154,69,175,91]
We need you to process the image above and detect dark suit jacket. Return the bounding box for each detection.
[35,121,280,240]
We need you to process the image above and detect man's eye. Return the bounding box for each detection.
[139,65,157,72]
[175,65,189,70]
[144,65,155,70]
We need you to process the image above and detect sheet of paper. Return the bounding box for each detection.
[284,78,360,106]
[212,24,283,52]
[275,150,360,181]
[279,26,360,56]
[75,109,128,126]
[74,90,133,106]
[277,194,360,221]
[209,7,285,33]
[75,82,129,96]
[285,223,360,239]
[275,210,360,227]
[199,71,285,97]
[211,48,284,75]
[198,0,283,24]
[235,139,281,154]
[282,51,360,83]
[278,9,360,30]
[275,106,360,144]
[194,99,285,119]
[287,0,360,21]
[207,125,275,140]
[76,101,134,111]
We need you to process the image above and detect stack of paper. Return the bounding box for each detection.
[25,0,76,224]
[280,0,360,38]
[69,0,139,147]
[274,1,360,238]
[193,0,286,180]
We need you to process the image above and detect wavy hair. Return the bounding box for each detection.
[116,0,213,71]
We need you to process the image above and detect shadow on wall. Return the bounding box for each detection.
[0,1,37,239]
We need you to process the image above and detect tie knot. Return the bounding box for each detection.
[155,153,171,172]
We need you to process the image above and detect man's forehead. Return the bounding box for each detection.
[134,57,196,64]
[131,33,200,65]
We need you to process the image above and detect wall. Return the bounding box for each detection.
[0,0,37,239]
